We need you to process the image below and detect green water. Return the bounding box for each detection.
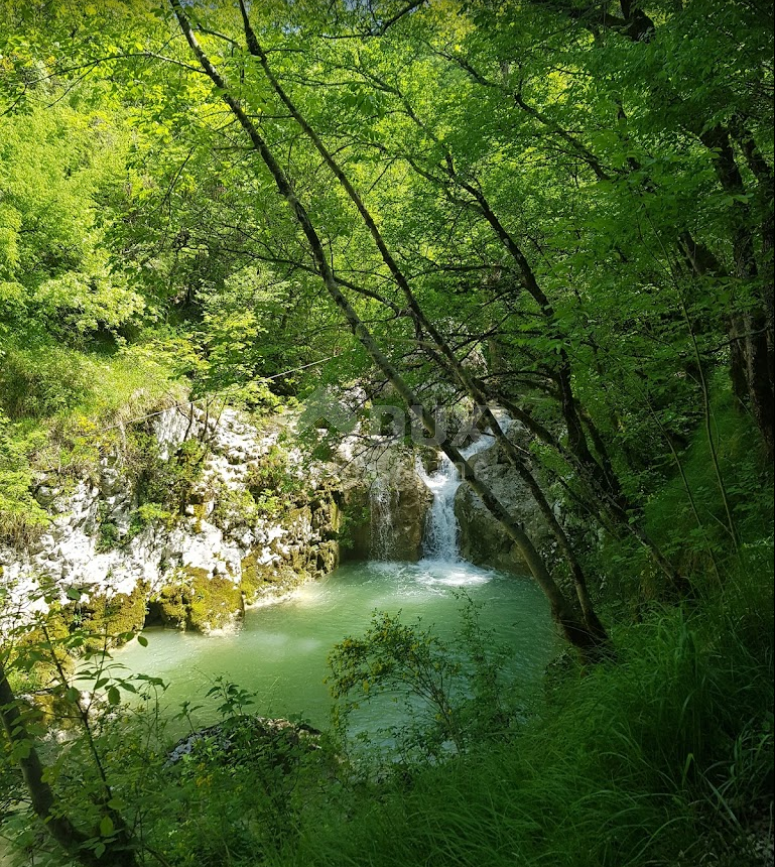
[95,560,556,736]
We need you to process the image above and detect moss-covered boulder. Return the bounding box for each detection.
[147,583,189,629]
[149,567,244,633]
[63,582,148,649]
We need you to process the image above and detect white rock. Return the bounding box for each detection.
[1,402,337,631]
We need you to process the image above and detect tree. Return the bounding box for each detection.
[1,657,138,867]
[168,0,611,657]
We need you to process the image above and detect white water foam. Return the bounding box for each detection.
[416,434,495,566]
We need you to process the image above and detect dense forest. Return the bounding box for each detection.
[0,1,773,865]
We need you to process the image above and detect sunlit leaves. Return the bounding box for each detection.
[0,98,145,338]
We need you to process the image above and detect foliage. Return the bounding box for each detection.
[244,444,305,517]
[328,599,515,758]
[0,1,774,865]
[0,337,182,551]
[130,433,208,521]
[289,571,774,867]
[0,411,48,546]
[0,97,143,340]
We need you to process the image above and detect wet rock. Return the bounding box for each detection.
[339,449,431,562]
[454,438,555,573]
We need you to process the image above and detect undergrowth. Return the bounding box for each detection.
[4,561,769,867]
[0,335,183,546]
[274,566,773,867]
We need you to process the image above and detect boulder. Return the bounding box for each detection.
[166,715,322,769]
[454,439,555,573]
[340,450,432,562]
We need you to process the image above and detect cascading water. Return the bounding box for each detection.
[416,434,497,564]
[369,476,396,561]
[105,412,556,740]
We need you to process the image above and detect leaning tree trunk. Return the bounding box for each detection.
[1,660,137,867]
[169,0,610,660]
[701,125,775,460]
[237,5,607,645]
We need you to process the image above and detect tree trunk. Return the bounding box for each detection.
[170,0,610,659]
[701,125,774,459]
[238,6,608,644]
[1,661,129,867]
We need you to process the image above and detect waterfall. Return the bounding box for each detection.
[367,412,510,565]
[369,476,396,561]
[417,434,495,563]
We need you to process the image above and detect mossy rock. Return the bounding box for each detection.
[309,493,341,539]
[240,550,266,604]
[147,584,189,629]
[151,567,243,633]
[315,540,339,575]
[188,570,243,632]
[241,551,310,604]
[168,715,323,773]
[240,491,341,602]
[67,582,148,649]
[339,487,372,560]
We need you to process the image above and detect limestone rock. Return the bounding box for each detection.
[454,438,555,573]
[0,403,343,637]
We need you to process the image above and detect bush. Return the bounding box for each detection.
[0,411,48,547]
[0,341,91,420]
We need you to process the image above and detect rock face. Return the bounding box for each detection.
[1,400,438,639]
[0,404,341,635]
[385,461,434,561]
[337,444,432,562]
[454,435,555,573]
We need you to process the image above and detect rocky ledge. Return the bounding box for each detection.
[0,403,341,636]
[0,401,438,640]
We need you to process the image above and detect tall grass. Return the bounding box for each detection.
[644,385,772,573]
[267,565,773,867]
[6,565,769,867]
